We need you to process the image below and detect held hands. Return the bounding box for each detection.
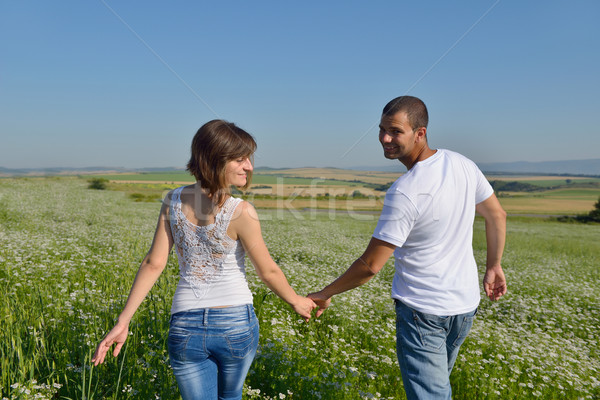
[307,291,331,318]
[483,264,507,301]
[91,321,129,366]
[291,295,318,322]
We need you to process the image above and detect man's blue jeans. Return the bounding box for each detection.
[168,304,259,400]
[395,300,476,400]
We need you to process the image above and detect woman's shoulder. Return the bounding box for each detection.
[162,185,190,206]
[229,199,258,223]
[231,198,254,214]
[227,199,260,240]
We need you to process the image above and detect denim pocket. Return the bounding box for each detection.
[168,328,191,362]
[413,312,448,350]
[449,309,476,349]
[225,322,258,359]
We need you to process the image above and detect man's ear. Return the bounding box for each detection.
[415,127,427,142]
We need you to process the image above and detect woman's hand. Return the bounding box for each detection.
[291,295,318,322]
[92,321,130,366]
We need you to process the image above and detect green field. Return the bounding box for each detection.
[90,170,600,188]
[91,171,367,187]
[87,169,600,215]
[491,177,600,188]
[90,171,193,182]
[1,177,599,399]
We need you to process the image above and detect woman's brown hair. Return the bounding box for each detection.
[187,120,257,206]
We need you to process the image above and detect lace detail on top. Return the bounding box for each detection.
[169,187,243,299]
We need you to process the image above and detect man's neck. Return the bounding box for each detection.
[401,146,437,170]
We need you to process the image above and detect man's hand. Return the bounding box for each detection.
[307,291,331,318]
[483,264,507,301]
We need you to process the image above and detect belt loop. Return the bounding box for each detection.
[247,304,251,320]
[203,308,209,325]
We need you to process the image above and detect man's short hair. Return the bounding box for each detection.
[382,96,429,130]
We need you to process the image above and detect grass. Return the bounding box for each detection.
[1,177,599,399]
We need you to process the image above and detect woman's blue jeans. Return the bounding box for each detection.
[168,304,259,400]
[395,300,476,400]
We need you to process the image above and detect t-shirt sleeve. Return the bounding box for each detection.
[372,190,418,248]
[474,167,494,204]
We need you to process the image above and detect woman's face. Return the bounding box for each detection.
[224,156,253,187]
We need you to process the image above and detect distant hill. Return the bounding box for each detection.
[0,166,183,177]
[352,158,600,176]
[477,159,600,176]
[2,158,600,177]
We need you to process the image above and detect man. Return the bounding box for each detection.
[308,96,507,399]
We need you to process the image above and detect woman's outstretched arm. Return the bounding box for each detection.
[231,201,316,321]
[92,201,174,365]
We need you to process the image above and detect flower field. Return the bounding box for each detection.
[1,177,598,399]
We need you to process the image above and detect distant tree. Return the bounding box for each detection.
[588,196,600,222]
[489,180,541,192]
[373,182,394,192]
[88,178,108,190]
[560,195,600,223]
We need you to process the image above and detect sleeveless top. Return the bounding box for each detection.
[168,186,253,314]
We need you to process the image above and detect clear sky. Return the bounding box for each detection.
[1,1,599,170]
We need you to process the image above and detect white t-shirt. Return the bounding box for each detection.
[372,149,494,315]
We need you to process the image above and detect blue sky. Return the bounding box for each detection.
[1,1,599,170]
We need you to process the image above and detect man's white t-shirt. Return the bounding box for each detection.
[372,149,494,316]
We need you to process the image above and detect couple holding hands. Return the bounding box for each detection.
[93,96,507,400]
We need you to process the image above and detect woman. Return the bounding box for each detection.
[92,120,316,399]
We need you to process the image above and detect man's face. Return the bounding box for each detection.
[378,111,417,160]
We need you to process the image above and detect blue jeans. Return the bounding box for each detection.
[168,304,259,400]
[395,300,476,400]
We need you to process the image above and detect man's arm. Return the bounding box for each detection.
[308,237,395,317]
[476,193,507,301]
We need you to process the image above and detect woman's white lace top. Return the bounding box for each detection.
[169,186,253,314]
